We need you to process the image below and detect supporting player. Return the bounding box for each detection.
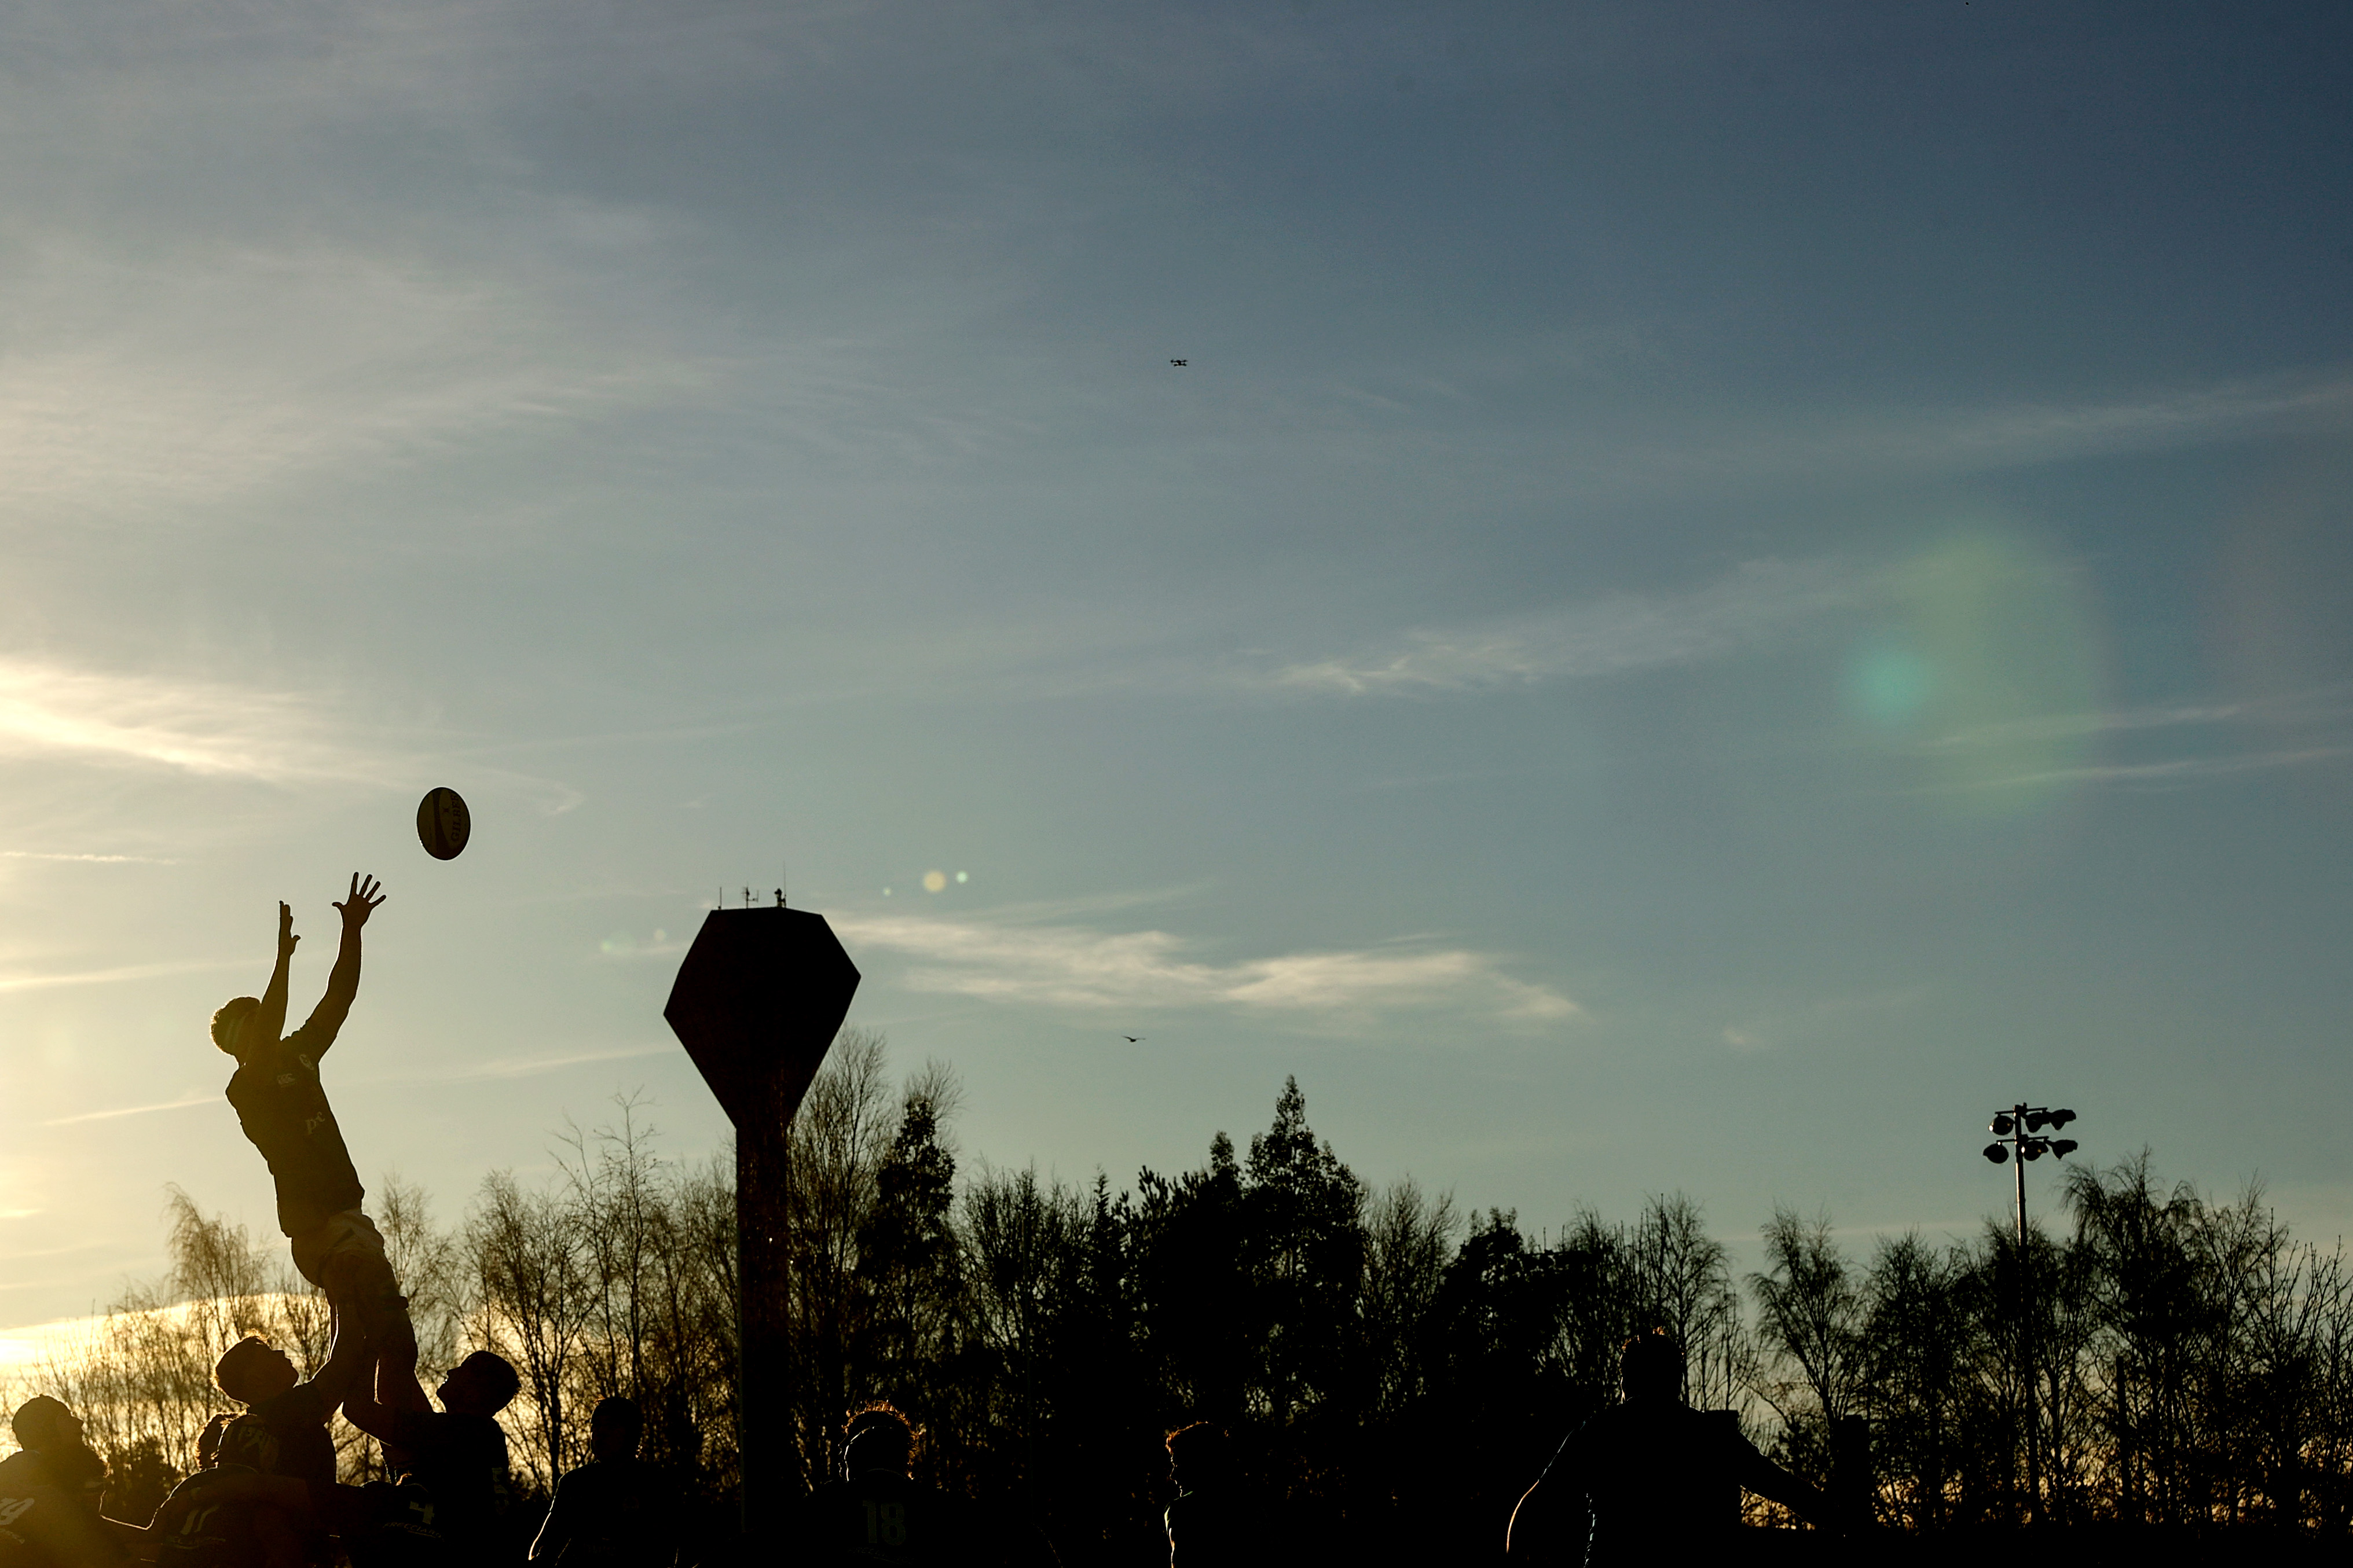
[212,875,413,1369]
[209,1320,379,1565]
[343,1343,520,1568]
[213,1325,377,1494]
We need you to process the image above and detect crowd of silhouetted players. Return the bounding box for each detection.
[0,1325,1854,1568]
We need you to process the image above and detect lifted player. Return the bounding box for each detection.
[212,875,412,1363]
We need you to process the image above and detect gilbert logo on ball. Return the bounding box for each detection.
[416,787,471,861]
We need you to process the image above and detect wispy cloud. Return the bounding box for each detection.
[596,931,688,960]
[1719,986,1933,1054]
[0,959,246,996]
[1,850,178,864]
[1963,747,2352,791]
[1577,368,2353,495]
[43,1092,215,1126]
[834,912,1577,1023]
[1922,689,2353,791]
[1814,372,2353,476]
[0,656,383,782]
[1262,559,1872,697]
[1922,703,2249,750]
[435,1045,675,1084]
[0,241,707,515]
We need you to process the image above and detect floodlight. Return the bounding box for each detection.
[2049,1109,2076,1129]
[1984,1143,2009,1164]
[2023,1141,2044,1161]
[2052,1139,2078,1158]
[2024,1112,2048,1133]
[1991,1114,2015,1134]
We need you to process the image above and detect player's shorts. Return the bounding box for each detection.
[288,1209,391,1289]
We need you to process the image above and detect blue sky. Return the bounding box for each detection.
[4,0,2352,1324]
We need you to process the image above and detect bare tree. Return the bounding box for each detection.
[467,1170,592,1489]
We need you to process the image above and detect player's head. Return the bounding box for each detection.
[10,1395,80,1453]
[215,1335,299,1404]
[1164,1423,1232,1489]
[841,1404,914,1479]
[437,1350,521,1416]
[1620,1328,1685,1404]
[210,997,261,1057]
[589,1396,643,1463]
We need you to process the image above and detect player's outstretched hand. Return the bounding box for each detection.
[336,873,386,928]
[278,901,300,957]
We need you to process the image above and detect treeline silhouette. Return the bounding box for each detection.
[14,1031,2353,1562]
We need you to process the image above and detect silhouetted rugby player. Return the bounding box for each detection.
[0,1398,118,1568]
[345,1346,519,1568]
[213,876,411,1354]
[1508,1330,1831,1565]
[786,1405,984,1567]
[1161,1424,1269,1568]
[214,1325,376,1492]
[2,1398,310,1568]
[151,1422,310,1568]
[529,1398,677,1568]
[210,1321,377,1566]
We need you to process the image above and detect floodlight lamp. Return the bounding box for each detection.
[1991,1114,2015,1135]
[2023,1141,2045,1161]
[2024,1112,2048,1133]
[2052,1139,2079,1158]
[1984,1143,2009,1164]
[2050,1109,2076,1129]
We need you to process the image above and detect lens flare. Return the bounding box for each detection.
[923,869,947,893]
[1847,530,2105,810]
[1848,643,1933,725]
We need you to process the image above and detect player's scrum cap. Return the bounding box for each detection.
[9,1397,72,1451]
[450,1350,520,1401]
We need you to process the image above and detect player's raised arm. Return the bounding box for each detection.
[245,902,299,1060]
[298,874,383,1052]
[346,1321,433,1453]
[304,1306,376,1415]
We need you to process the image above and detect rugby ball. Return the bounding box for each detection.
[417,787,471,861]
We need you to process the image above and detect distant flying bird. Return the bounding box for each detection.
[1169,359,1187,367]
[1122,1035,1144,1044]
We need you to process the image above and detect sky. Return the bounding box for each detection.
[3,0,2352,1330]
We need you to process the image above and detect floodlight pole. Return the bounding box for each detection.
[2007,1102,2038,1527]
[1980,1100,2080,1529]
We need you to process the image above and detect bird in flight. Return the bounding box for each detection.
[1121,1035,1145,1044]
[1169,359,1187,367]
